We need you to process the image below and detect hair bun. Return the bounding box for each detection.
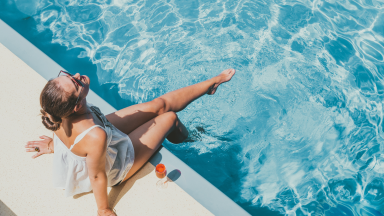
[40,109,61,131]
[40,79,78,131]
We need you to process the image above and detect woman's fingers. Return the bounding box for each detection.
[26,140,44,146]
[25,141,40,148]
[26,141,38,145]
[32,152,43,159]
[26,136,51,147]
[39,135,51,140]
[26,148,37,152]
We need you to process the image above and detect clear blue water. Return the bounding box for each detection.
[2,0,384,215]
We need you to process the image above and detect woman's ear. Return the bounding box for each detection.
[74,103,83,113]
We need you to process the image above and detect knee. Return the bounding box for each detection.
[152,98,168,115]
[163,111,178,125]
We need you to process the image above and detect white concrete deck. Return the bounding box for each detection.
[0,43,213,216]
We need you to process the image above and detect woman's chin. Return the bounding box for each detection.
[81,75,90,85]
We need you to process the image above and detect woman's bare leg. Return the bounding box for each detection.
[106,69,236,135]
[121,112,182,182]
[157,68,236,113]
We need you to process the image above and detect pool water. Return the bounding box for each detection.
[2,0,384,215]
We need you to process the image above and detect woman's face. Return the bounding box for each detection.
[55,73,90,104]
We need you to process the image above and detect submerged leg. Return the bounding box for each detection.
[166,118,189,144]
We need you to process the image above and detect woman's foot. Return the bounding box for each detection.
[207,69,236,95]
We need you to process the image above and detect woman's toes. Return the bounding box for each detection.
[208,68,236,95]
[227,68,235,74]
[221,68,236,82]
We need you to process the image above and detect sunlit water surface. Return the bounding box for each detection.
[4,0,384,215]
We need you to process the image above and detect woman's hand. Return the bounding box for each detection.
[25,135,54,159]
[97,208,117,216]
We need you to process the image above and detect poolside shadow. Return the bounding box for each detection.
[108,148,163,208]
[0,200,17,216]
[166,169,181,182]
[73,191,93,199]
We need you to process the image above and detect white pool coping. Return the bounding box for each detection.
[0,19,250,216]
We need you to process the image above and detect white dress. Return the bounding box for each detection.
[52,104,135,197]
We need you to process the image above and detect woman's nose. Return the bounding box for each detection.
[73,73,81,79]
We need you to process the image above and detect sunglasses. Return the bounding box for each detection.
[57,70,84,105]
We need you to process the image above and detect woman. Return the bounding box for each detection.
[25,68,235,216]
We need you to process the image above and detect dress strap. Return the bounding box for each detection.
[89,105,113,128]
[69,125,103,150]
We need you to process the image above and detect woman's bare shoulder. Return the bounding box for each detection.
[83,127,108,155]
[86,126,107,141]
[65,126,107,157]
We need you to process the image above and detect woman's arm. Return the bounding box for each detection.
[85,128,115,216]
